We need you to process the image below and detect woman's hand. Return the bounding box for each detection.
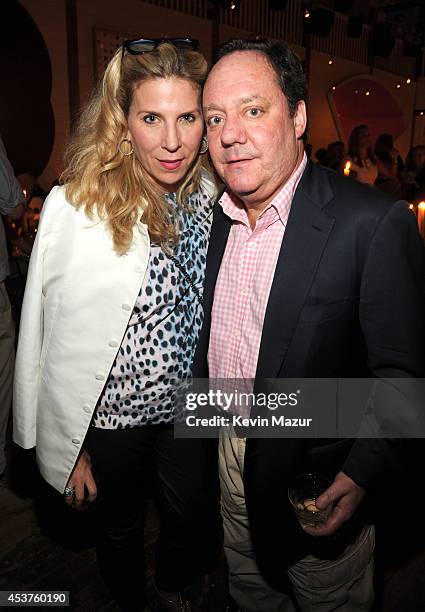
[64,449,97,510]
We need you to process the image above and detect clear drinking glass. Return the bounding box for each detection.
[288,473,333,528]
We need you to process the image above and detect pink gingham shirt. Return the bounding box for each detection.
[208,154,307,380]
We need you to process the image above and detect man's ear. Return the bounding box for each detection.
[293,100,307,140]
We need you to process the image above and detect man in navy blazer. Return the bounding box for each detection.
[194,38,425,611]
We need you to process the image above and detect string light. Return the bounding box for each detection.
[365,90,370,96]
[328,56,334,65]
[230,1,236,9]
[396,83,401,88]
[304,9,310,18]
[354,89,359,94]
[332,86,336,90]
[406,78,411,84]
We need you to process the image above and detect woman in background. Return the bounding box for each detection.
[345,124,378,186]
[404,145,425,201]
[13,39,219,612]
[374,133,403,198]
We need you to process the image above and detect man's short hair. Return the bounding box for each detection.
[216,38,307,117]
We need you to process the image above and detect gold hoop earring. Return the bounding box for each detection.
[118,138,134,156]
[199,136,208,155]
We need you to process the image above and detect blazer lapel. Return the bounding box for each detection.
[192,191,231,377]
[255,163,336,381]
[202,196,231,316]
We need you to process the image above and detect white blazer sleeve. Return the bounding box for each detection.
[12,187,58,448]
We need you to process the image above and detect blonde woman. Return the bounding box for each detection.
[13,39,218,612]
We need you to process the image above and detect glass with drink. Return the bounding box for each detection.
[288,473,333,529]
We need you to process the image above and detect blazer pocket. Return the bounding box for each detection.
[298,298,355,324]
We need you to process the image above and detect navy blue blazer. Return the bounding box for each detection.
[193,161,425,589]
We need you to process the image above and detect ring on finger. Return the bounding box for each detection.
[64,486,75,498]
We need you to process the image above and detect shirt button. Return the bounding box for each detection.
[83,405,91,414]
[135,264,143,273]
[234,330,241,338]
[72,438,80,445]
[109,340,118,348]
[122,303,131,311]
[241,286,249,295]
[95,373,105,381]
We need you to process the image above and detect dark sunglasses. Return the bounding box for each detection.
[121,37,199,57]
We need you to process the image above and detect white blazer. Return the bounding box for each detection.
[13,186,150,493]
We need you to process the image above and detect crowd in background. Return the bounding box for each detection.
[309,125,425,203]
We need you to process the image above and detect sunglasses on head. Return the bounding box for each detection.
[121,37,199,57]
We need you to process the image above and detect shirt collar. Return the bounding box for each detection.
[219,153,307,226]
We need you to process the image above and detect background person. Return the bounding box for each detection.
[314,147,328,165]
[374,133,403,198]
[326,140,345,171]
[0,133,25,480]
[16,173,46,238]
[13,39,218,612]
[404,145,425,202]
[345,124,378,185]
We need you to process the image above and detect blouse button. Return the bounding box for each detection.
[109,340,118,348]
[122,303,131,311]
[72,438,80,445]
[95,373,105,381]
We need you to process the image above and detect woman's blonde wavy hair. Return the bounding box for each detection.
[61,42,210,255]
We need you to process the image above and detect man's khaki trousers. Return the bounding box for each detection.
[0,282,14,475]
[219,429,375,612]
